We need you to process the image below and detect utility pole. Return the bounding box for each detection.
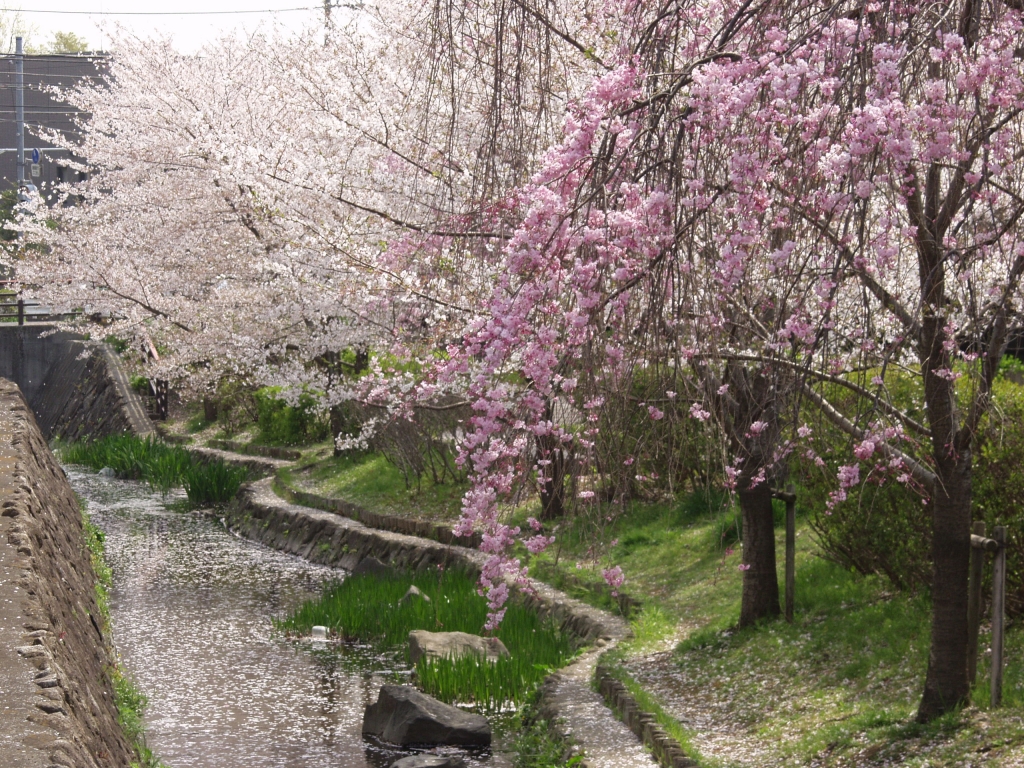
[15,36,24,187]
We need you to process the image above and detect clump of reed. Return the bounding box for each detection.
[60,435,246,506]
[282,568,575,712]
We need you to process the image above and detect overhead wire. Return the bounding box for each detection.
[9,4,359,16]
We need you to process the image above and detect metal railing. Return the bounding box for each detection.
[0,291,83,325]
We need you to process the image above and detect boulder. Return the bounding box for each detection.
[399,585,431,606]
[352,556,395,578]
[391,755,466,768]
[408,630,510,664]
[363,685,491,747]
[98,467,116,477]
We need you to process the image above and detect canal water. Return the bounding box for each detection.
[69,468,508,768]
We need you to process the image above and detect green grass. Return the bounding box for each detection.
[282,568,575,712]
[82,503,112,620]
[520,489,1024,766]
[60,435,247,506]
[280,451,468,522]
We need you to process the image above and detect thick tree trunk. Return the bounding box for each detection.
[538,401,569,520]
[330,405,346,457]
[738,481,781,627]
[538,435,568,520]
[917,456,972,721]
[202,397,218,423]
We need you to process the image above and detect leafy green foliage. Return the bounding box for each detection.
[807,371,1024,612]
[82,503,112,621]
[282,569,574,712]
[255,386,330,446]
[60,435,245,506]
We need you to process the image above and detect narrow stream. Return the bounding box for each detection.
[69,469,509,768]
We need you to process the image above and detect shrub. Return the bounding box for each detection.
[254,387,330,446]
[806,369,1024,612]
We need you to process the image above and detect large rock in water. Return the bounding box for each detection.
[363,685,491,746]
[408,630,510,664]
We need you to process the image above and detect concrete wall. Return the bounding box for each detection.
[0,380,136,768]
[0,325,154,441]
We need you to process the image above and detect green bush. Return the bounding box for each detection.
[973,374,1024,617]
[806,368,1024,612]
[254,387,330,446]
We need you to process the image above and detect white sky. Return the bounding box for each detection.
[12,1,332,53]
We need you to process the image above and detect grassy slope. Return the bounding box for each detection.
[541,502,1024,766]
[281,450,468,522]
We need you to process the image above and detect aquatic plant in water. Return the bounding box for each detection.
[283,569,574,712]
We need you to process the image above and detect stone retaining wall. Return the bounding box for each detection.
[0,326,154,441]
[272,476,484,549]
[229,477,627,645]
[595,666,697,768]
[0,379,136,768]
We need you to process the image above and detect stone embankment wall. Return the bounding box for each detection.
[229,477,627,645]
[0,326,154,441]
[0,380,136,768]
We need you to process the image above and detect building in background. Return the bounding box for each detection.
[0,52,103,195]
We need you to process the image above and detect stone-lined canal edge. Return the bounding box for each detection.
[227,477,660,768]
[0,380,137,768]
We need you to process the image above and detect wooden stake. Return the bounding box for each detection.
[785,482,795,623]
[968,520,986,686]
[991,525,1006,708]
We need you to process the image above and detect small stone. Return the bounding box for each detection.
[312,626,328,641]
[391,755,467,768]
[399,585,431,606]
[98,467,115,478]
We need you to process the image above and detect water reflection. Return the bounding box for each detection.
[68,469,506,768]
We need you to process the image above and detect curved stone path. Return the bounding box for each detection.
[202,441,659,768]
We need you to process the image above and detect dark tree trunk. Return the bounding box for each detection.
[203,397,218,423]
[331,405,346,457]
[917,459,972,721]
[537,435,569,520]
[538,401,569,520]
[738,481,781,627]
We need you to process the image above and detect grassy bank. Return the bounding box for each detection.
[61,435,247,506]
[282,568,575,713]
[281,450,467,522]
[528,497,1024,767]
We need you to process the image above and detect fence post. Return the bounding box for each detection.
[968,520,986,685]
[991,525,1006,708]
[785,482,796,623]
[17,298,24,326]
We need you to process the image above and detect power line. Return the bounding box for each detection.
[12,5,324,15]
